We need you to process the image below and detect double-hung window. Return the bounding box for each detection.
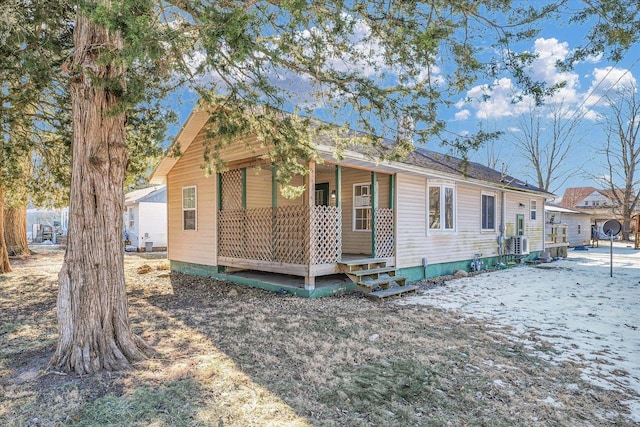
[428,183,455,231]
[530,200,537,220]
[182,186,197,231]
[481,193,496,231]
[353,183,373,231]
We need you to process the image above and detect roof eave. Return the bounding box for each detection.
[316,145,553,197]
[149,110,210,185]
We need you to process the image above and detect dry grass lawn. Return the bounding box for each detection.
[0,248,634,426]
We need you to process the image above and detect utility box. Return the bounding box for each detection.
[145,241,153,252]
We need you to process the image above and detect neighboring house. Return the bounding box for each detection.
[559,186,640,236]
[27,207,69,243]
[150,110,552,297]
[123,186,167,251]
[545,204,591,248]
[559,186,637,214]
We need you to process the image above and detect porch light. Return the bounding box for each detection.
[331,189,336,199]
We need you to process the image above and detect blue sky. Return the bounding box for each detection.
[167,7,639,201]
[447,30,639,199]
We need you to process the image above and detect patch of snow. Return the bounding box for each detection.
[400,242,640,422]
[541,396,564,408]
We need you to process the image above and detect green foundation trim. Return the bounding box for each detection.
[398,251,542,282]
[171,251,542,298]
[170,260,357,298]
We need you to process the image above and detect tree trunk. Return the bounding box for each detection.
[49,2,150,375]
[0,187,12,274]
[622,216,631,241]
[4,205,30,256]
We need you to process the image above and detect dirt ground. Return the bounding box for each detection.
[0,248,636,426]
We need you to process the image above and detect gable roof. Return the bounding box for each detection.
[559,187,597,208]
[597,188,629,203]
[151,109,552,197]
[125,185,166,204]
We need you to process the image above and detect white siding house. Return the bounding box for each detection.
[150,109,552,297]
[545,205,592,247]
[124,186,167,251]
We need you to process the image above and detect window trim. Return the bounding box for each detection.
[427,182,456,232]
[481,192,496,231]
[352,182,376,232]
[530,199,537,221]
[182,185,197,231]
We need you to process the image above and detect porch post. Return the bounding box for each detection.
[271,163,278,208]
[271,164,277,262]
[389,174,395,209]
[217,173,223,272]
[241,168,247,209]
[217,172,223,211]
[390,174,395,259]
[305,159,316,290]
[371,171,377,258]
[335,165,341,208]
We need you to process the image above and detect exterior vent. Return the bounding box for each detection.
[510,236,530,255]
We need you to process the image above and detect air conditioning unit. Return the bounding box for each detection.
[510,236,530,255]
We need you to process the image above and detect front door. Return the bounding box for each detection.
[315,183,329,206]
[516,214,525,236]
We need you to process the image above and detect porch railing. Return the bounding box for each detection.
[218,205,341,265]
[545,224,568,244]
[375,208,394,258]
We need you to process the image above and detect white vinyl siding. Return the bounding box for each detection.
[182,186,197,230]
[481,193,496,231]
[428,183,455,231]
[396,176,542,270]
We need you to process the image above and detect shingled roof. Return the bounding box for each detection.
[403,147,550,195]
[313,127,551,196]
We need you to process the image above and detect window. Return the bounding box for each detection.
[353,183,372,231]
[428,184,455,231]
[530,200,537,220]
[481,194,495,230]
[127,207,134,228]
[182,186,197,230]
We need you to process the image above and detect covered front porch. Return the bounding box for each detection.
[215,161,396,291]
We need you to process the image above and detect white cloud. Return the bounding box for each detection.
[583,66,637,108]
[583,52,603,64]
[453,109,471,121]
[460,77,535,119]
[454,38,633,122]
[527,38,580,104]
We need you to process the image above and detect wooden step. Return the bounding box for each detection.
[358,275,407,289]
[338,258,388,273]
[367,285,420,299]
[350,267,398,277]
